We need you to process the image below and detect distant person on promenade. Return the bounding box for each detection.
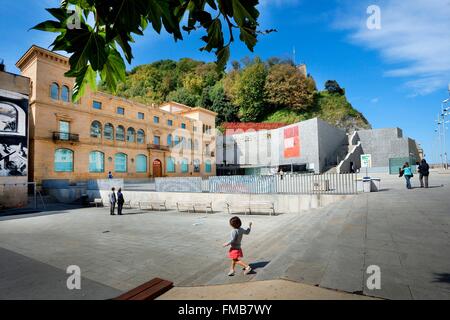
[108,171,113,179]
[223,217,253,276]
[109,187,117,215]
[417,159,430,188]
[400,162,413,189]
[117,188,124,215]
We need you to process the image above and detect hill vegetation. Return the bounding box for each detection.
[99,57,371,132]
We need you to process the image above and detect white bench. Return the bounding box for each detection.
[226,201,275,216]
[123,200,132,209]
[176,202,213,214]
[90,198,103,207]
[139,201,167,211]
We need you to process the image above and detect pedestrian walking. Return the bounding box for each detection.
[418,159,430,188]
[400,162,413,189]
[117,188,124,215]
[223,216,253,276]
[109,187,116,215]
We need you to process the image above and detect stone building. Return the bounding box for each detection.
[217,119,422,175]
[15,45,216,184]
[0,63,30,209]
[216,118,348,175]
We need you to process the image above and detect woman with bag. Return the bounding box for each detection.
[401,162,413,189]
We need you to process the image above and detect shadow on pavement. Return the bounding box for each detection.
[433,273,450,284]
[249,261,271,270]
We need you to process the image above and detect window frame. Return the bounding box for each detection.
[54,148,74,172]
[114,153,128,173]
[89,151,105,173]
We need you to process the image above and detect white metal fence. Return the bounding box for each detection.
[154,174,358,195]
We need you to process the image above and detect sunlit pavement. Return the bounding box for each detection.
[0,171,449,299]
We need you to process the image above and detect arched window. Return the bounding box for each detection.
[194,159,200,173]
[127,127,135,142]
[116,125,125,141]
[54,148,73,172]
[166,157,175,173]
[205,160,212,173]
[136,154,147,173]
[174,135,180,146]
[187,138,192,150]
[114,153,127,172]
[167,134,173,146]
[89,151,104,172]
[0,102,18,132]
[50,82,59,100]
[181,158,189,173]
[137,129,145,144]
[104,123,114,140]
[61,85,70,102]
[90,121,102,138]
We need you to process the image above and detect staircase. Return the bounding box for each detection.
[336,131,363,173]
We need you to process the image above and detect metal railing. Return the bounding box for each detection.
[154,173,358,195]
[52,132,79,142]
[147,143,170,151]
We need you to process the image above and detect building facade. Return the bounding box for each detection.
[16,46,216,184]
[216,118,348,175]
[0,64,30,208]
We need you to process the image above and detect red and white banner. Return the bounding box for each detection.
[283,126,300,158]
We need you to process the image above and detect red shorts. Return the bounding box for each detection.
[228,248,243,260]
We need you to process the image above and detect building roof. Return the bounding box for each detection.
[161,101,218,116]
[223,122,287,132]
[16,45,70,70]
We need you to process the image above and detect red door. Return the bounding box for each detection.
[153,159,162,177]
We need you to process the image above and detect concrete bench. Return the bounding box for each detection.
[90,198,103,207]
[226,201,276,216]
[176,201,213,213]
[113,278,173,300]
[139,201,167,211]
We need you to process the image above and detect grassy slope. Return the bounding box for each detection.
[264,91,371,131]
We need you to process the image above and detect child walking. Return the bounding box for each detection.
[223,216,252,276]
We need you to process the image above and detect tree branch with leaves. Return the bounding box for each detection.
[33,0,270,102]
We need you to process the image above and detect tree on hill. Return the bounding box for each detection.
[233,58,267,122]
[324,80,345,95]
[265,63,315,112]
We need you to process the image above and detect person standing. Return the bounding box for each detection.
[401,162,413,189]
[108,171,113,179]
[109,187,117,215]
[117,188,124,215]
[418,159,430,188]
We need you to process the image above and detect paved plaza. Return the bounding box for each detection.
[0,172,449,299]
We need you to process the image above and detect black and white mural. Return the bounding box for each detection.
[0,90,28,176]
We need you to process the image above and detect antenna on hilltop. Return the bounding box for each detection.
[292,46,296,65]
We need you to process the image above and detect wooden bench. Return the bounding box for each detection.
[90,198,103,207]
[176,201,213,214]
[113,278,173,300]
[226,201,275,216]
[139,201,167,211]
[123,200,132,209]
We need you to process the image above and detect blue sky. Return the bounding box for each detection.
[1,0,449,163]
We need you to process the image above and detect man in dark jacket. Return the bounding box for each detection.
[117,188,124,215]
[418,159,430,188]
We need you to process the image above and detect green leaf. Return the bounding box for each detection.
[100,49,126,93]
[32,20,64,33]
[216,45,230,71]
[67,64,97,102]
